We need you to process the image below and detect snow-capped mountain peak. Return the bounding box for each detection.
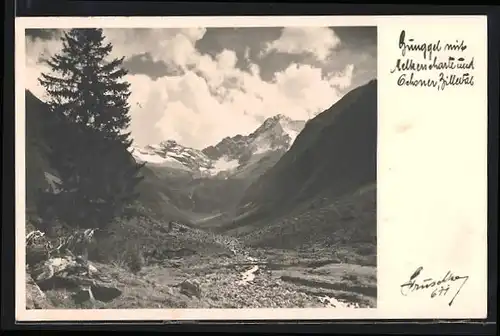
[203,115,305,162]
[132,141,212,172]
[131,114,306,178]
[257,114,304,147]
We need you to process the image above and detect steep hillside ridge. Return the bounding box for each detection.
[240,183,376,261]
[24,91,192,225]
[25,90,54,213]
[227,79,377,232]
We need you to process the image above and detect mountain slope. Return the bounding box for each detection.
[221,79,377,246]
[25,90,55,214]
[24,90,192,225]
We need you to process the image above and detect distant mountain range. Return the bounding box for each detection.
[131,114,306,180]
[129,114,307,215]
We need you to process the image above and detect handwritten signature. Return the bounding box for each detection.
[400,266,469,306]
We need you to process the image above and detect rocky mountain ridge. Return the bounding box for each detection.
[131,114,306,180]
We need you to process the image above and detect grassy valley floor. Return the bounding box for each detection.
[31,245,376,309]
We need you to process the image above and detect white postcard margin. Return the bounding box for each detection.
[14,15,488,321]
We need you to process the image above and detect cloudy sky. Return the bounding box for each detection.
[25,26,376,149]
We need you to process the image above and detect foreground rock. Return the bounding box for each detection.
[28,256,122,308]
[179,279,202,298]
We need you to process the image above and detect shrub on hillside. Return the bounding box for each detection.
[87,232,144,272]
[126,242,145,274]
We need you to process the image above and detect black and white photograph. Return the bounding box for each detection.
[23,25,377,310]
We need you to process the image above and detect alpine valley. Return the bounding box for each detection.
[131,114,306,215]
[25,79,377,310]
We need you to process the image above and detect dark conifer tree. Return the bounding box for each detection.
[38,28,144,229]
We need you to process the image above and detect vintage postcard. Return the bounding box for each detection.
[15,15,488,321]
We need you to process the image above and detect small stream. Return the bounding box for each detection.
[238,265,260,285]
[237,256,260,285]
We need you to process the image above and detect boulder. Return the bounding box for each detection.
[30,255,123,303]
[37,274,122,302]
[179,279,202,298]
[31,256,82,282]
[91,284,122,302]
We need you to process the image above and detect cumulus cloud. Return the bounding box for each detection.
[25,27,361,149]
[261,27,341,61]
[103,28,207,70]
[126,53,353,148]
[25,33,64,99]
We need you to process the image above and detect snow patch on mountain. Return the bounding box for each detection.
[134,148,172,164]
[211,157,240,173]
[253,142,271,155]
[131,141,211,173]
[132,146,190,171]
